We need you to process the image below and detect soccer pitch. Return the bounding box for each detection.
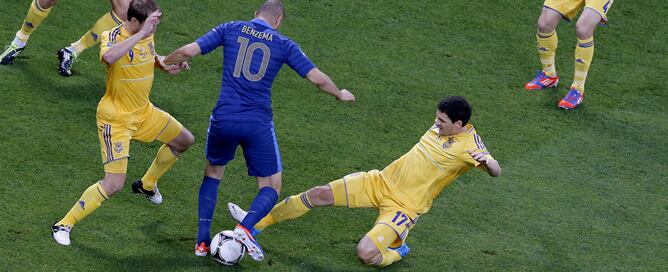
[0,0,666,270]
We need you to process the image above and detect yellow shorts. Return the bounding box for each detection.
[329,170,418,244]
[544,0,614,22]
[97,104,183,174]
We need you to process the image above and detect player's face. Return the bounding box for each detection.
[435,110,461,136]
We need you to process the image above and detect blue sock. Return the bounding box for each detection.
[197,176,220,246]
[240,187,278,231]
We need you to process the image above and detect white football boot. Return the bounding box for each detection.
[51,224,72,246]
[233,224,264,261]
[131,180,163,204]
[227,202,248,223]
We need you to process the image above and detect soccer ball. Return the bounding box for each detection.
[210,231,246,266]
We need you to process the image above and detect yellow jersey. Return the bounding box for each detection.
[97,25,157,123]
[380,123,494,214]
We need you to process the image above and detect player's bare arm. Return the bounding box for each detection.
[468,150,502,177]
[164,42,201,66]
[102,10,161,64]
[305,68,355,102]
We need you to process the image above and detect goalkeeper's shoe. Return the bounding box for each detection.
[227,203,261,236]
[524,70,559,90]
[1,42,24,65]
[389,243,411,258]
[57,48,76,77]
[131,179,163,204]
[233,224,264,261]
[558,87,584,110]
[194,242,210,257]
[51,224,72,246]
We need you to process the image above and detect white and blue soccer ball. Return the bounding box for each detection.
[210,231,246,266]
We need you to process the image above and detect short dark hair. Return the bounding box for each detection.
[257,0,284,18]
[437,96,472,125]
[127,0,160,23]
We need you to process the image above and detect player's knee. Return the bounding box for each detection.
[575,22,595,39]
[306,185,333,206]
[356,242,381,266]
[537,17,557,33]
[100,175,126,197]
[170,129,195,153]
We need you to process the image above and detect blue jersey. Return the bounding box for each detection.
[196,18,316,123]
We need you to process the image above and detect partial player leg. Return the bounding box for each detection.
[132,109,193,203]
[1,0,57,65]
[52,172,125,246]
[525,7,562,90]
[195,120,239,256]
[559,8,602,109]
[58,10,123,76]
[195,162,225,256]
[252,184,333,231]
[356,224,405,267]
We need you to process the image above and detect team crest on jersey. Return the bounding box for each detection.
[442,137,456,149]
[148,42,155,56]
[114,142,123,153]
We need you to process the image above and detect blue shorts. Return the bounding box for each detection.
[205,120,282,177]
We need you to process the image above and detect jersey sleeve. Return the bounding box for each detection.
[464,133,494,168]
[99,30,116,65]
[284,40,316,77]
[195,23,228,55]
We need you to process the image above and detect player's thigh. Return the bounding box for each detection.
[205,120,241,167]
[375,202,418,247]
[133,105,183,144]
[543,0,585,22]
[328,170,386,208]
[240,122,282,177]
[584,0,613,23]
[97,121,132,174]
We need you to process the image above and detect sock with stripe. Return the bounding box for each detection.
[141,144,180,191]
[197,176,220,245]
[254,191,312,231]
[16,0,53,46]
[573,37,595,93]
[56,182,109,227]
[240,187,279,231]
[68,11,122,55]
[536,30,558,76]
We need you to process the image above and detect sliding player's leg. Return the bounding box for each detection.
[357,204,417,267]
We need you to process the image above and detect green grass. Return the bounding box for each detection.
[1,0,666,270]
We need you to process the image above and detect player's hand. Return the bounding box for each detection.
[337,89,355,102]
[140,10,162,38]
[164,61,189,75]
[467,150,491,165]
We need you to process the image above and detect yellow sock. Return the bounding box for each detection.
[255,192,313,230]
[17,0,53,42]
[70,11,122,55]
[367,224,403,267]
[56,182,109,227]
[141,144,179,191]
[573,37,595,92]
[536,30,558,76]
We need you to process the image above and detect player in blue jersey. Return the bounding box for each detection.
[163,0,355,261]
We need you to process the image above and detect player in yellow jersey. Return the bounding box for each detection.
[226,96,502,267]
[0,0,131,77]
[51,0,194,246]
[524,0,614,110]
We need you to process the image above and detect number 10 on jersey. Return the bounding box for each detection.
[234,36,271,82]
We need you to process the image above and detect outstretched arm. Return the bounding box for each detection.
[103,10,161,65]
[164,42,201,65]
[305,68,355,102]
[468,150,502,177]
